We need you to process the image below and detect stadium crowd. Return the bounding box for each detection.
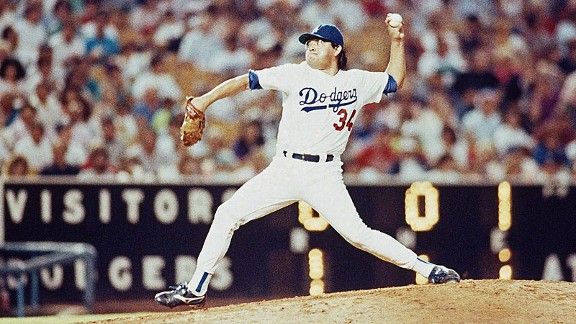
[0,0,575,184]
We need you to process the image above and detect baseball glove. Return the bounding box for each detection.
[180,96,205,146]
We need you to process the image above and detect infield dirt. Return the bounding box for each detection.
[86,279,575,324]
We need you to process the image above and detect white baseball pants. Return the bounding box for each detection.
[188,155,434,295]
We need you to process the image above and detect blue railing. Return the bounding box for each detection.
[0,242,97,317]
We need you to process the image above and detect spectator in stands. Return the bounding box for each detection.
[178,154,203,177]
[527,60,563,125]
[114,101,138,148]
[426,153,462,183]
[493,109,535,157]
[233,120,265,161]
[155,114,184,180]
[153,9,185,51]
[557,69,576,125]
[0,38,9,63]
[417,12,467,83]
[177,10,224,69]
[497,0,524,22]
[80,0,119,41]
[99,115,125,166]
[125,128,177,177]
[0,134,8,168]
[417,32,467,84]
[354,127,400,177]
[299,0,334,30]
[396,136,429,181]
[90,84,117,130]
[558,38,576,74]
[1,100,36,149]
[230,148,271,183]
[78,0,99,25]
[428,90,459,130]
[0,56,26,95]
[49,18,85,80]
[502,146,540,182]
[64,58,101,102]
[77,146,116,180]
[207,34,254,77]
[150,98,175,135]
[133,87,162,126]
[523,8,556,59]
[12,4,47,67]
[360,0,387,17]
[129,0,163,34]
[1,25,18,56]
[438,126,470,170]
[533,131,571,174]
[0,92,14,127]
[451,48,499,119]
[40,142,80,176]
[60,88,95,151]
[25,55,60,95]
[399,97,445,166]
[13,121,53,172]
[353,104,382,143]
[115,41,150,82]
[101,63,131,108]
[85,10,120,64]
[0,1,17,33]
[3,155,32,177]
[492,52,525,112]
[202,128,239,179]
[452,0,496,24]
[54,123,88,167]
[44,0,74,36]
[0,0,572,183]
[491,20,529,65]
[131,52,182,102]
[462,88,502,149]
[299,0,365,33]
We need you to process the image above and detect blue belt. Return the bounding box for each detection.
[283,151,334,162]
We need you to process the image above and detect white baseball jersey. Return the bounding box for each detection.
[187,62,435,297]
[253,62,391,156]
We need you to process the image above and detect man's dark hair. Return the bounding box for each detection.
[0,58,26,80]
[332,43,347,70]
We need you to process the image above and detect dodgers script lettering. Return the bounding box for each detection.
[299,87,357,112]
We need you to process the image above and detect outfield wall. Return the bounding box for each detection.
[1,179,575,302]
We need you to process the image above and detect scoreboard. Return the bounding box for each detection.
[1,179,575,301]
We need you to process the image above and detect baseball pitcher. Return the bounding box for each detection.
[156,14,460,308]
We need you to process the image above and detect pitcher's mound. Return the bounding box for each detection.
[107,280,576,323]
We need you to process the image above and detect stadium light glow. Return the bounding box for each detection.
[498,182,512,231]
[298,201,329,231]
[309,279,324,295]
[499,265,513,279]
[498,248,511,262]
[308,250,324,279]
[308,248,325,294]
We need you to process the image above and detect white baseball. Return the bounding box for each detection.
[388,13,403,28]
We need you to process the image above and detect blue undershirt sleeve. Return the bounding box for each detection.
[248,70,262,90]
[383,75,398,95]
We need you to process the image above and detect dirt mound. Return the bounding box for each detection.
[92,280,576,323]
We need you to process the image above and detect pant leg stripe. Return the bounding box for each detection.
[195,272,209,293]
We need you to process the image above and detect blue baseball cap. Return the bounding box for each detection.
[299,24,344,47]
